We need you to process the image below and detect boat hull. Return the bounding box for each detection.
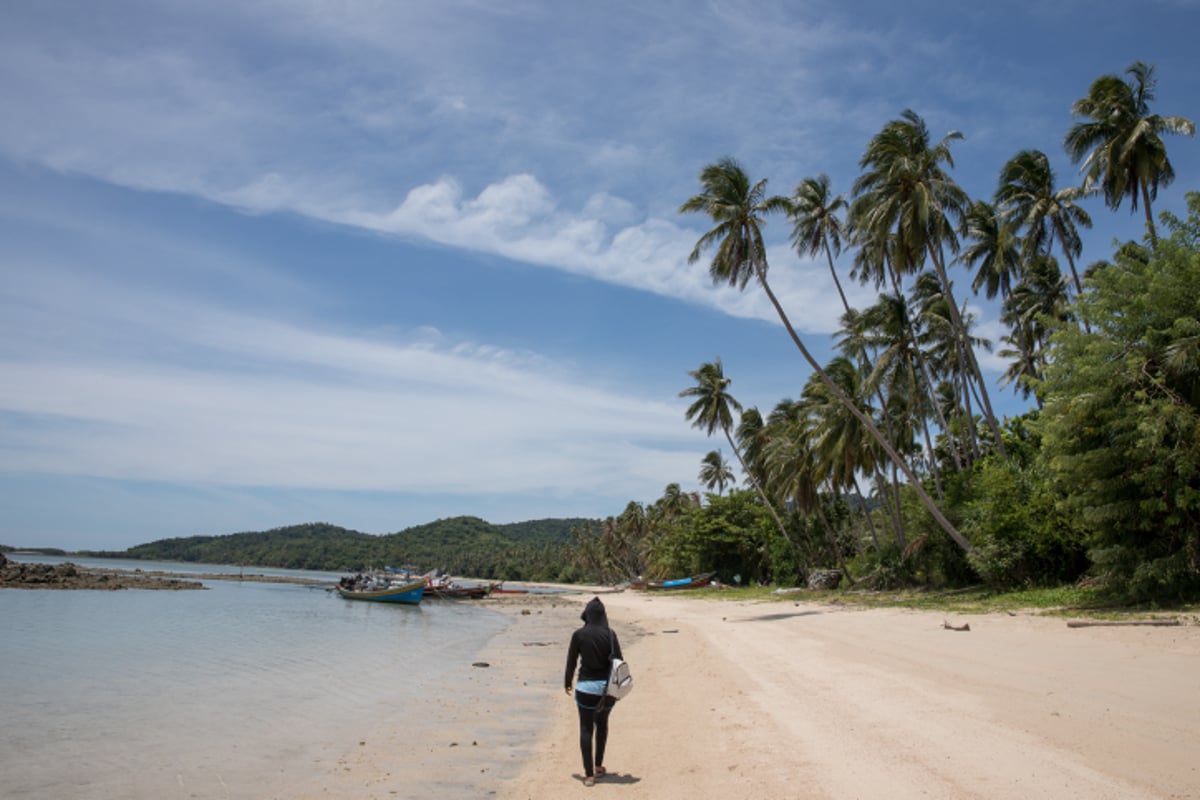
[635,571,717,591]
[336,579,425,604]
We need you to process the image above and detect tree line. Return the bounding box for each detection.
[576,61,1199,603]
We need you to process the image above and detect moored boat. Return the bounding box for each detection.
[335,575,426,604]
[425,574,492,599]
[632,571,718,591]
[489,582,529,595]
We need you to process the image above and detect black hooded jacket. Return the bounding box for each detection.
[564,597,623,690]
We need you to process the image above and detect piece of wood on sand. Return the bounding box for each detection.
[1066,619,1182,628]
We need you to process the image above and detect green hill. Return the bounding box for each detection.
[81,516,593,582]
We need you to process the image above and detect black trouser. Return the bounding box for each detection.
[575,690,616,778]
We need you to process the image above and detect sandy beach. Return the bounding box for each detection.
[485,590,1200,800]
[250,587,1199,799]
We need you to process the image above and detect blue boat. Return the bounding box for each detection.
[335,577,425,604]
[632,571,718,591]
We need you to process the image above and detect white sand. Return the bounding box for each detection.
[495,591,1200,800]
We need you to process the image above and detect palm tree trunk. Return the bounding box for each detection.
[751,258,973,553]
[871,463,905,550]
[851,474,881,551]
[926,243,1006,457]
[1142,184,1158,246]
[825,245,852,314]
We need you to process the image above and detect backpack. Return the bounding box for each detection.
[606,656,633,699]
[604,627,633,699]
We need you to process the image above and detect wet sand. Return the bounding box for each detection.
[263,593,586,799]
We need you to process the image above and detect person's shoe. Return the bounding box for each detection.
[583,776,595,787]
[595,766,607,777]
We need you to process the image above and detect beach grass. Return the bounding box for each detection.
[667,582,1200,618]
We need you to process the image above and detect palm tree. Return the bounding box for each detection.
[788,174,851,312]
[851,292,955,484]
[681,359,792,545]
[698,449,735,495]
[1000,253,1071,406]
[996,149,1093,293]
[1064,61,1195,243]
[850,110,1006,455]
[958,200,1023,301]
[735,406,769,491]
[760,413,851,577]
[681,158,973,553]
[679,157,791,290]
[799,357,892,550]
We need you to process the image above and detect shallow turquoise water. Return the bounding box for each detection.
[0,556,525,799]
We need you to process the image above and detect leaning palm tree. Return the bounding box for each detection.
[788,174,852,312]
[1064,61,1195,244]
[996,149,1093,293]
[698,449,735,495]
[680,157,973,553]
[681,360,791,544]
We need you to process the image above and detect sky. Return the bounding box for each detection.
[2,1,1198,551]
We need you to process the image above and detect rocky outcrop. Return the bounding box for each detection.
[0,560,204,590]
[806,569,843,591]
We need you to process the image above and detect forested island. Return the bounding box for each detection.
[61,517,594,583]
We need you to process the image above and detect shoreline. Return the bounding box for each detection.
[9,554,1198,797]
[258,591,589,799]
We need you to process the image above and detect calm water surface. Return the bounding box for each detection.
[0,556,525,799]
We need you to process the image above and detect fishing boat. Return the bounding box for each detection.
[489,582,529,595]
[425,574,492,600]
[335,574,426,604]
[633,571,718,591]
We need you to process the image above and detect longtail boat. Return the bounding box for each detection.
[335,576,426,604]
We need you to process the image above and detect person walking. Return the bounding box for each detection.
[564,596,622,786]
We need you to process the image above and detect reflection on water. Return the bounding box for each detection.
[0,556,511,799]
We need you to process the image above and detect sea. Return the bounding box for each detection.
[0,555,563,799]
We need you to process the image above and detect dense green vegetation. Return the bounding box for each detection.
[578,61,1199,605]
[82,517,593,582]
[0,545,68,556]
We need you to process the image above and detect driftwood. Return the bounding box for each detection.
[942,621,971,632]
[1066,619,1181,628]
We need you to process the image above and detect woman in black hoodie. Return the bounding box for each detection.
[564,596,622,786]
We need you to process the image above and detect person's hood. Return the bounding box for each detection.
[581,596,608,627]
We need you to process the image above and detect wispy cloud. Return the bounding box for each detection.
[0,265,699,497]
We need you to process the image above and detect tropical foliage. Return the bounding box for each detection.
[581,62,1198,603]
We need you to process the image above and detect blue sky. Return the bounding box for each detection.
[2,1,1197,550]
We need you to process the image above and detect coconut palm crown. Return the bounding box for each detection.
[1064,61,1195,241]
